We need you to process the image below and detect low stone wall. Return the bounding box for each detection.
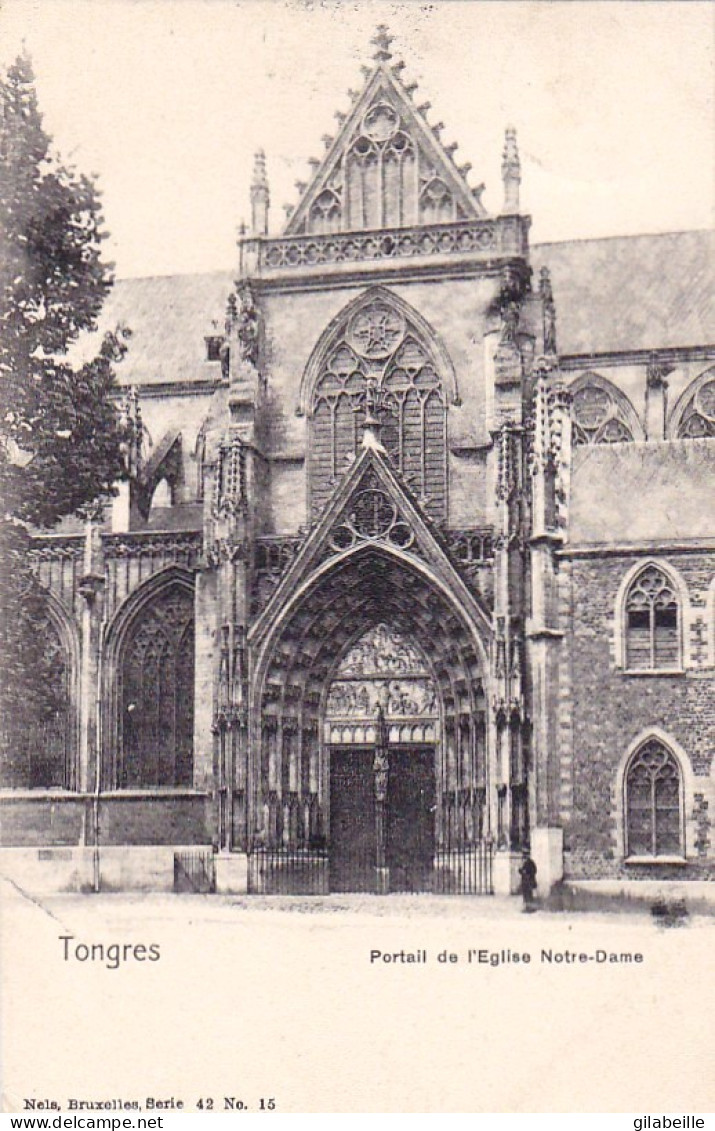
[0,791,213,847]
[0,845,211,893]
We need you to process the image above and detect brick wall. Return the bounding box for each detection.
[560,550,715,880]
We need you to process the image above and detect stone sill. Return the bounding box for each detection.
[622,668,686,678]
[625,856,687,866]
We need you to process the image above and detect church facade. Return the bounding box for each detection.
[2,30,714,897]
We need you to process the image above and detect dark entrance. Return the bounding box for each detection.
[386,747,435,891]
[329,747,375,892]
[329,745,435,893]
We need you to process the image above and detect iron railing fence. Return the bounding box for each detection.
[248,847,329,895]
[245,841,493,895]
[174,849,216,894]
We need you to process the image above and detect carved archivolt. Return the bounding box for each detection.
[252,546,488,852]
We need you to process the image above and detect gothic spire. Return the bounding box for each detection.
[250,148,270,235]
[501,126,521,214]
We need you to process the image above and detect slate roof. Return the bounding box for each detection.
[531,229,715,357]
[569,438,715,545]
[81,269,234,386]
[86,230,714,387]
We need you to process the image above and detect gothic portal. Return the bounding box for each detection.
[3,27,714,898]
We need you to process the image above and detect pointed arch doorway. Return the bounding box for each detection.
[251,546,493,895]
[326,623,438,892]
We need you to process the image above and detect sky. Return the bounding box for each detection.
[1,0,713,279]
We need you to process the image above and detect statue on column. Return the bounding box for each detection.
[236,282,259,368]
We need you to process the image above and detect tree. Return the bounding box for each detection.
[0,54,129,785]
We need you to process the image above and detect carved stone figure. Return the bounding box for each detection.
[236,282,260,366]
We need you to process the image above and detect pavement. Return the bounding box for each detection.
[2,877,714,1113]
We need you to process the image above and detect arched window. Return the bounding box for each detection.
[570,374,638,446]
[28,614,71,788]
[309,295,448,520]
[119,585,194,788]
[672,369,715,438]
[625,739,683,857]
[625,565,680,670]
[0,601,73,791]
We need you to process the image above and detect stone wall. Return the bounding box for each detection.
[0,793,212,848]
[558,550,715,879]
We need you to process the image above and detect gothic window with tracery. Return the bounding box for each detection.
[345,100,418,230]
[624,566,680,671]
[420,176,453,223]
[29,618,71,788]
[0,608,72,790]
[571,380,635,445]
[675,374,715,438]
[625,740,683,857]
[12,614,71,790]
[310,189,341,235]
[310,298,447,519]
[120,586,194,788]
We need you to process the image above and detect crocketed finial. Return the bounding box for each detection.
[252,148,268,190]
[371,24,393,63]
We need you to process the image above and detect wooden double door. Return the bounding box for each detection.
[329,745,435,893]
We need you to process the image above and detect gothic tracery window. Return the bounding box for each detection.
[625,740,683,858]
[310,298,447,520]
[310,189,341,234]
[345,101,419,230]
[676,374,715,438]
[0,612,73,790]
[120,585,195,788]
[28,617,71,788]
[571,379,635,446]
[624,566,680,671]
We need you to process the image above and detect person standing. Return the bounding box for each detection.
[519,851,538,911]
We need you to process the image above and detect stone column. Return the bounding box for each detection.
[645,355,673,440]
[76,515,105,893]
[526,359,571,892]
[207,276,266,894]
[77,516,105,798]
[485,264,531,894]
